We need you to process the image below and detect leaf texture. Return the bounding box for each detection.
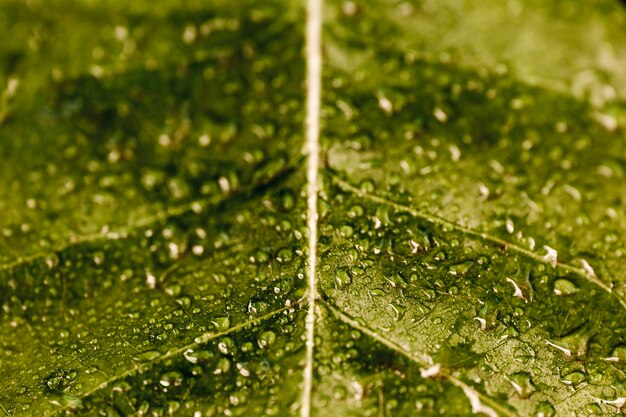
[1,0,626,416]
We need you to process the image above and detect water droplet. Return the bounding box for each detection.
[546,325,596,357]
[280,190,296,211]
[183,349,212,364]
[561,370,586,387]
[448,261,472,276]
[44,369,77,394]
[387,301,407,321]
[146,271,157,289]
[133,350,162,362]
[335,268,352,289]
[553,279,578,296]
[194,333,211,344]
[378,96,393,114]
[339,225,354,237]
[347,205,364,218]
[415,396,436,412]
[359,179,375,193]
[48,395,82,409]
[45,254,60,269]
[433,107,448,122]
[257,330,276,348]
[606,344,626,362]
[276,247,293,263]
[159,371,183,387]
[385,274,407,288]
[535,401,555,417]
[218,337,235,354]
[176,296,191,307]
[167,400,181,414]
[585,403,602,414]
[508,372,535,398]
[506,278,527,301]
[236,362,251,377]
[214,358,231,374]
[165,285,182,297]
[198,133,211,146]
[211,316,230,332]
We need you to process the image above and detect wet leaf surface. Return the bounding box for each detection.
[1,0,626,416]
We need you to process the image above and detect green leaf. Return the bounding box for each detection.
[1,0,626,416]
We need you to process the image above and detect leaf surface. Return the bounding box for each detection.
[1,0,626,416]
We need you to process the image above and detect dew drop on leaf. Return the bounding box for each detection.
[335,268,352,289]
[211,316,230,332]
[275,247,293,263]
[560,370,586,387]
[257,330,277,348]
[508,372,536,398]
[159,371,183,387]
[535,401,556,417]
[553,278,578,296]
[214,358,231,375]
[359,179,375,193]
[43,369,77,394]
[607,344,626,362]
[133,350,162,362]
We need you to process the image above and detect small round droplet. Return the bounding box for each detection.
[134,350,162,362]
[508,372,535,398]
[211,316,230,332]
[535,401,555,417]
[276,248,293,263]
[258,330,277,348]
[553,279,578,296]
[43,369,77,394]
[347,205,364,218]
[183,349,212,364]
[561,370,586,387]
[359,179,375,193]
[607,345,626,362]
[159,371,183,387]
[214,358,231,374]
[335,269,352,289]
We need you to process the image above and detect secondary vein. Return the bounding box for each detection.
[49,304,294,417]
[322,300,519,417]
[0,164,297,273]
[301,0,322,415]
[330,173,626,310]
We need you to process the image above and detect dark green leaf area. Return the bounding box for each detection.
[0,169,308,416]
[311,314,475,416]
[324,53,626,297]
[319,179,626,416]
[76,309,306,417]
[0,0,304,265]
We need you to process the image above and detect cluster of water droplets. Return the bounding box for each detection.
[316,174,626,415]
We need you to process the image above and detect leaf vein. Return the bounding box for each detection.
[0,164,298,273]
[48,303,296,417]
[329,173,626,310]
[301,0,323,416]
[321,299,520,417]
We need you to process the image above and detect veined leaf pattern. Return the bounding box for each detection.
[1,0,626,416]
